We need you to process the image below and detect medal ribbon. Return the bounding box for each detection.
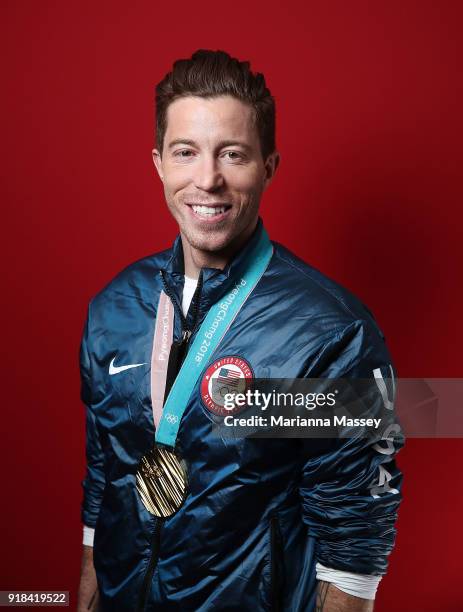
[151,291,174,430]
[155,228,273,448]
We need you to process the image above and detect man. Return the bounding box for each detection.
[77,49,403,611]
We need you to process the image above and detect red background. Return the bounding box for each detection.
[2,1,462,610]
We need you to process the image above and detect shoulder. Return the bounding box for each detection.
[88,246,172,312]
[269,241,394,374]
[270,241,384,336]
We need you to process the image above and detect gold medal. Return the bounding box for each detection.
[136,445,188,518]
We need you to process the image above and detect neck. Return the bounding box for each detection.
[181,219,258,279]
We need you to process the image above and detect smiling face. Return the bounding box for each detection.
[152,95,279,267]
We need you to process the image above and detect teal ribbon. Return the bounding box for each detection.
[155,228,273,447]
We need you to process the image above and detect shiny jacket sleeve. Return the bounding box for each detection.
[300,318,404,576]
[80,303,106,528]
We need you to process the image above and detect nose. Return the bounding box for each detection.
[193,155,224,192]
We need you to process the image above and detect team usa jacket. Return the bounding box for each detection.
[80,218,403,611]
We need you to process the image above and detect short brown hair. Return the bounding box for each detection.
[155,49,276,160]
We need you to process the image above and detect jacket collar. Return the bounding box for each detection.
[162,217,267,311]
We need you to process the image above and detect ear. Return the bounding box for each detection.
[152,148,164,182]
[263,150,280,190]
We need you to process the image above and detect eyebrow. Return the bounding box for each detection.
[167,138,252,151]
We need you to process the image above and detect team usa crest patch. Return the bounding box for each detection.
[200,355,253,416]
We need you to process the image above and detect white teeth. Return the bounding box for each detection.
[192,205,227,216]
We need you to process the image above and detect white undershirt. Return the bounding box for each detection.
[182,275,199,316]
[82,274,380,599]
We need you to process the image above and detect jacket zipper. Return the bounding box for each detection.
[160,268,204,337]
[137,519,162,612]
[136,270,204,612]
[270,514,283,612]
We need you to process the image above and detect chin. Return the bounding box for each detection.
[185,227,235,254]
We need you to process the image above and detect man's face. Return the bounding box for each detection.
[152,95,279,255]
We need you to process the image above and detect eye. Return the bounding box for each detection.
[173,149,195,158]
[222,150,244,161]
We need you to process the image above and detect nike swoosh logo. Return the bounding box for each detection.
[109,357,147,375]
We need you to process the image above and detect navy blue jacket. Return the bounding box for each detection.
[80,219,403,611]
